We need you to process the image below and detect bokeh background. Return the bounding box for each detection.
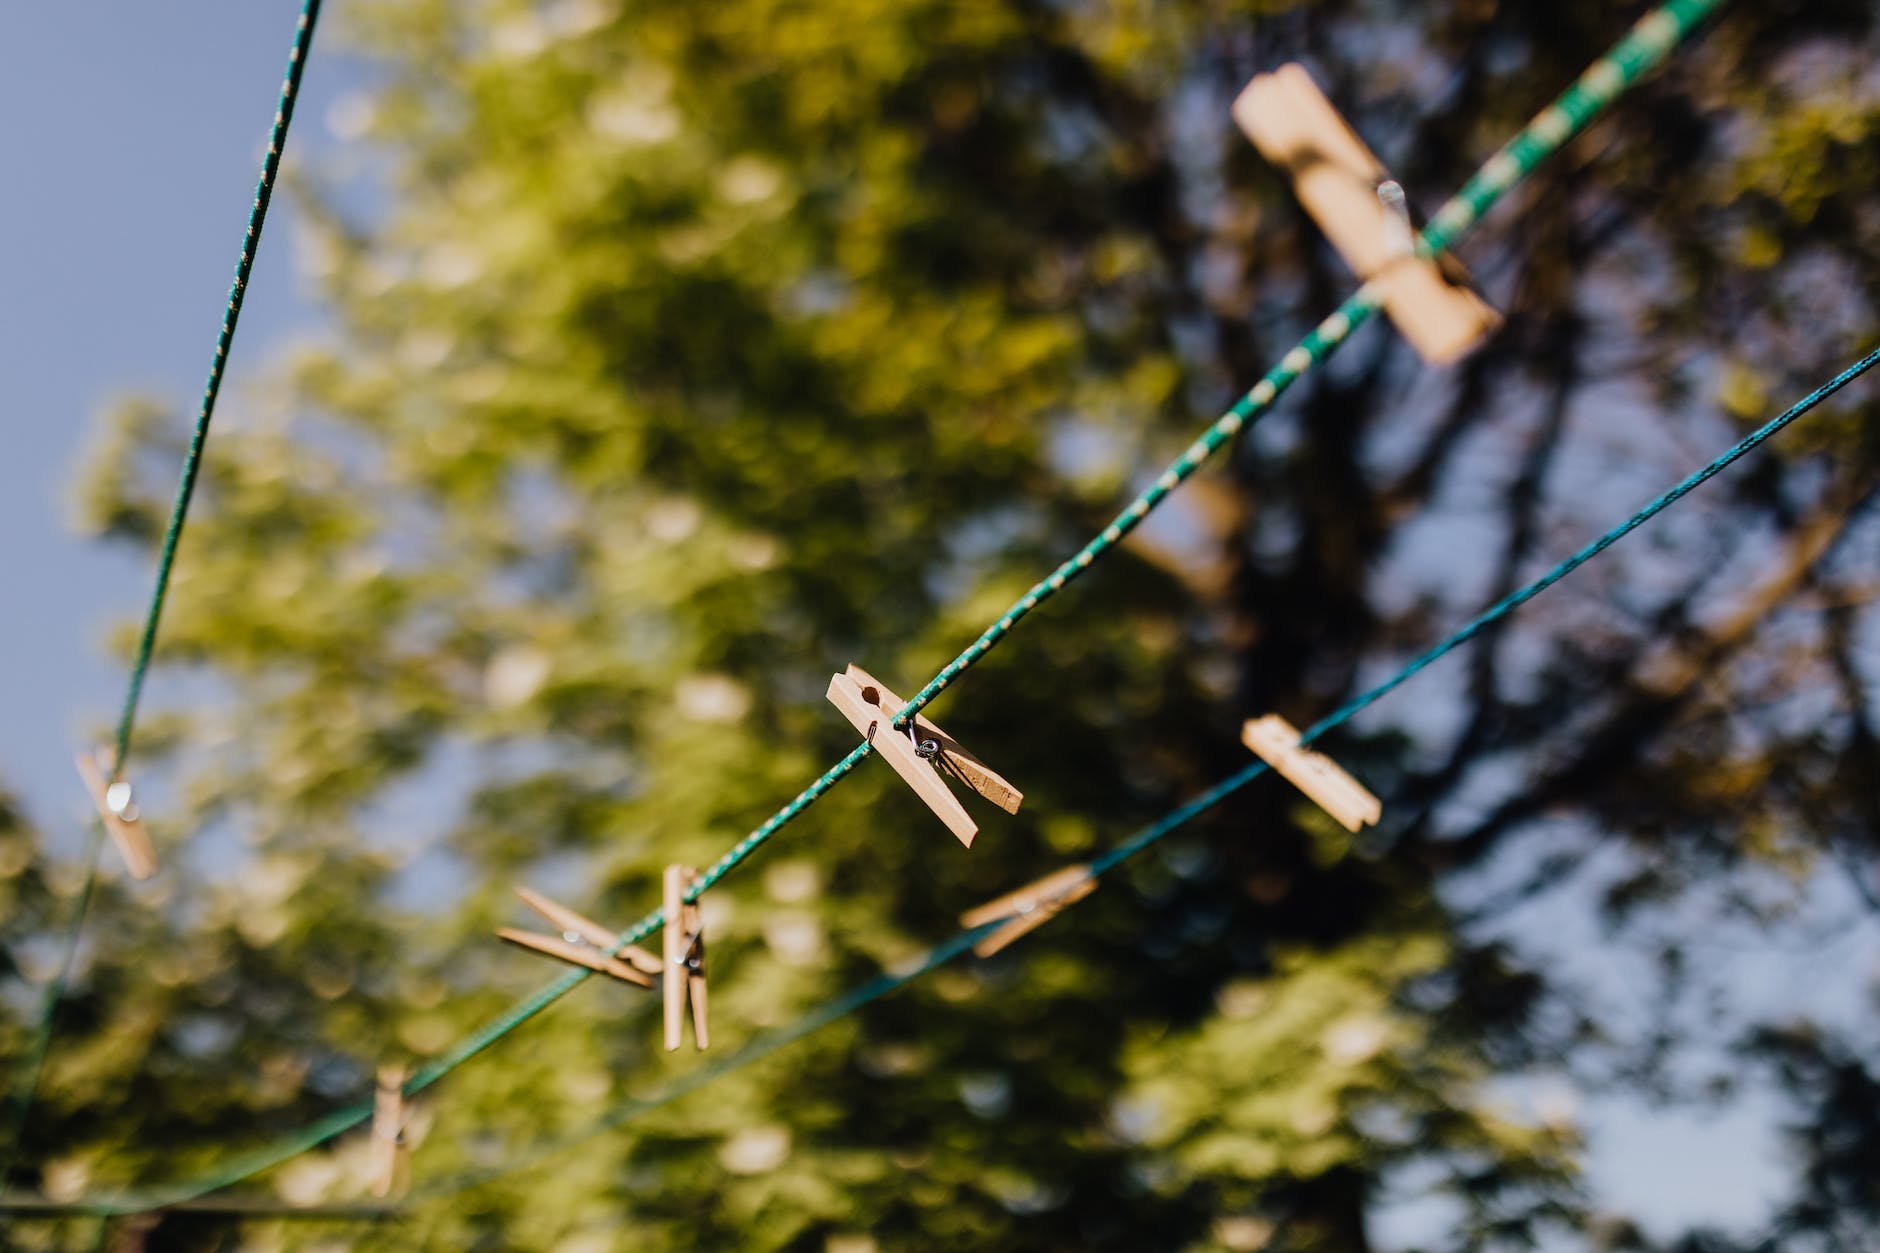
[4,1,1879,1249]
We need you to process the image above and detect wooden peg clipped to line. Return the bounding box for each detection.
[663,865,708,1052]
[1232,63,1501,365]
[73,748,157,880]
[959,863,1097,957]
[1241,714,1381,834]
[825,663,1023,849]
[497,887,663,988]
[368,1065,411,1199]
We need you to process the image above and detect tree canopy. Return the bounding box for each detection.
[8,0,1880,1250]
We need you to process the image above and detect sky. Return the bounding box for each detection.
[0,3,360,860]
[0,2,1822,1245]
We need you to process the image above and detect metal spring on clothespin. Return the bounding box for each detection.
[1376,179,1415,260]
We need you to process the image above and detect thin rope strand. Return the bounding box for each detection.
[0,824,107,1183]
[888,0,1723,725]
[685,0,1724,906]
[0,0,1726,1212]
[54,331,1867,1214]
[0,0,323,1189]
[114,0,322,778]
[1296,345,1880,741]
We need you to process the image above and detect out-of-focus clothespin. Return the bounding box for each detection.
[1233,63,1500,365]
[663,865,708,1052]
[368,1065,412,1199]
[1241,714,1381,834]
[826,664,1022,849]
[74,748,157,880]
[959,863,1096,957]
[497,887,662,987]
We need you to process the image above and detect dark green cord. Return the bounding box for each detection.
[26,329,1871,1215]
[362,342,1880,1205]
[111,0,323,776]
[0,0,1733,1215]
[0,0,323,1190]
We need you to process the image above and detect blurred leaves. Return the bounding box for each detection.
[9,0,1880,1250]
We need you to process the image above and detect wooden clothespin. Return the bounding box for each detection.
[497,887,663,987]
[1233,63,1500,365]
[368,1065,411,1199]
[1241,714,1381,834]
[959,863,1096,957]
[662,865,708,1052]
[73,748,157,880]
[825,664,1023,849]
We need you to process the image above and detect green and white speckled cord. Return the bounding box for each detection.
[1,0,1727,1214]
[21,337,1876,1220]
[0,0,324,1190]
[682,0,1725,908]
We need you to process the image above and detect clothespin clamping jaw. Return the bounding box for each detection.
[369,1065,412,1199]
[1241,714,1381,834]
[1233,63,1500,365]
[497,887,663,987]
[74,748,157,880]
[960,863,1096,957]
[663,865,709,1052]
[826,664,1023,848]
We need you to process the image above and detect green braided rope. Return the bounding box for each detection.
[893,0,1722,722]
[686,0,1724,902]
[403,924,998,1204]
[0,0,1723,1213]
[13,260,1865,1250]
[252,341,1880,1210]
[685,0,1723,916]
[0,0,323,1189]
[115,0,323,779]
[34,328,1870,1216]
[0,1199,393,1220]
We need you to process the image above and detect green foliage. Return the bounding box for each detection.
[13,0,1880,1250]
